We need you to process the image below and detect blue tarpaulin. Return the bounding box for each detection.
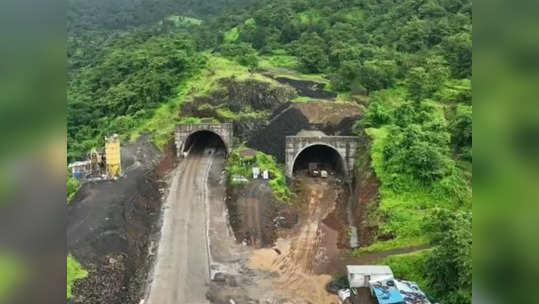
[370,278,431,304]
[372,285,404,304]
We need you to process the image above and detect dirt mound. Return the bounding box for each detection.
[226,180,297,247]
[295,102,363,130]
[68,136,167,304]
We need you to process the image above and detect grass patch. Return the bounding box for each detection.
[0,253,26,303]
[354,236,430,256]
[195,55,280,92]
[227,146,294,202]
[379,249,432,293]
[67,175,80,204]
[255,152,294,203]
[216,107,269,121]
[67,254,88,299]
[224,27,239,42]
[259,54,298,69]
[292,96,313,103]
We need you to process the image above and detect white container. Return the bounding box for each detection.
[346,265,394,288]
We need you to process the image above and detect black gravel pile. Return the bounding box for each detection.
[68,137,164,304]
[247,106,310,163]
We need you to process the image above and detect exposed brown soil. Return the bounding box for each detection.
[352,137,381,247]
[226,180,297,247]
[154,139,177,178]
[68,135,169,304]
[295,102,363,128]
[245,174,350,304]
[322,184,351,250]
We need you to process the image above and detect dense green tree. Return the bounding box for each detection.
[361,99,392,128]
[442,32,472,78]
[328,41,362,68]
[67,32,205,160]
[238,18,269,49]
[450,104,472,160]
[406,67,430,101]
[330,60,361,91]
[384,123,450,184]
[381,99,452,184]
[357,59,397,94]
[295,32,329,73]
[220,42,259,68]
[397,17,430,53]
[425,209,472,304]
[406,56,450,101]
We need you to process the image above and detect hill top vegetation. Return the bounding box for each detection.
[68,0,472,303]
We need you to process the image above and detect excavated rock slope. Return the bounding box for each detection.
[248,102,363,163]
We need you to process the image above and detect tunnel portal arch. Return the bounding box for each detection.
[175,123,233,157]
[291,143,347,176]
[183,130,227,153]
[285,135,359,179]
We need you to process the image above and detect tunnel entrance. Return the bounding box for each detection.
[183,130,227,155]
[292,144,345,176]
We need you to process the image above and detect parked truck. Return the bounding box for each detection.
[309,163,320,177]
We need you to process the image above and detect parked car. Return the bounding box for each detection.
[338,288,351,301]
[326,277,349,294]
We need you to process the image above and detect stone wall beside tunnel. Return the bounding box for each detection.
[285,135,360,179]
[175,123,233,157]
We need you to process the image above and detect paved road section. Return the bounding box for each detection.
[146,151,214,304]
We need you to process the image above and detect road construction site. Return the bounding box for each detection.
[67,83,394,304]
[137,126,357,304]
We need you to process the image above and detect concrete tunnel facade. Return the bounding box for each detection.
[175,123,233,157]
[285,135,359,179]
[175,123,360,179]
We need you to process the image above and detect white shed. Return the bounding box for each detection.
[346,265,394,288]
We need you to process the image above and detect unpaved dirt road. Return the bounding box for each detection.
[249,175,345,304]
[146,149,216,304]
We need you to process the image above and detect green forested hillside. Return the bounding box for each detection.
[68,0,472,303]
[68,0,259,33]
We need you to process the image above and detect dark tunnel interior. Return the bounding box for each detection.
[183,130,226,154]
[292,145,344,176]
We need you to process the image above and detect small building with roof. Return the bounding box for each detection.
[346,265,394,288]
